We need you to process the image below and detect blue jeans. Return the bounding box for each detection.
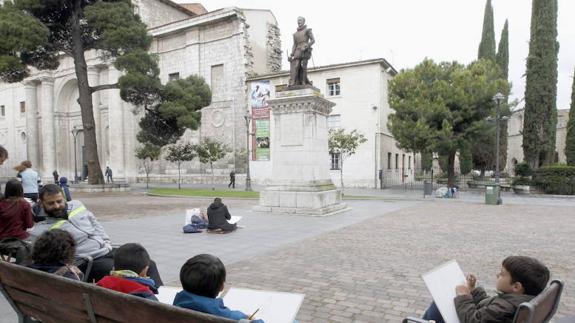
[422,301,445,323]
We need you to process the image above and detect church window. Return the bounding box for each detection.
[330,153,341,170]
[387,152,392,169]
[20,102,25,114]
[327,78,341,96]
[395,153,399,169]
[169,72,180,81]
[327,114,341,129]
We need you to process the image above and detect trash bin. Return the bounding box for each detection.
[424,180,433,196]
[485,183,501,205]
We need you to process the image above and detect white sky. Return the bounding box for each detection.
[178,0,575,110]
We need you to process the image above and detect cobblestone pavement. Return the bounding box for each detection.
[225,200,575,323]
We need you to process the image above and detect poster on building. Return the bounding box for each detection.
[250,81,271,161]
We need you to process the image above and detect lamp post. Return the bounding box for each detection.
[71,126,80,184]
[243,110,253,191]
[493,92,505,184]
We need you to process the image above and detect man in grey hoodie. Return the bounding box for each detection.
[29,184,163,285]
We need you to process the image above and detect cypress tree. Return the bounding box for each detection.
[523,0,559,168]
[496,20,509,171]
[478,0,496,61]
[566,68,575,165]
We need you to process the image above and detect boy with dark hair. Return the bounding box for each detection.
[28,229,83,280]
[174,254,263,322]
[422,256,550,323]
[97,243,158,300]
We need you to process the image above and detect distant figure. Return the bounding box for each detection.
[228,170,235,189]
[15,160,40,202]
[288,16,315,87]
[52,170,59,184]
[207,198,237,232]
[59,176,72,202]
[105,166,113,183]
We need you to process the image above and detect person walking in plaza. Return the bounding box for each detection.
[15,160,41,202]
[105,166,113,183]
[52,170,59,184]
[228,170,235,189]
[207,198,237,232]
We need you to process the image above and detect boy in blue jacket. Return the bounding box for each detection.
[174,254,264,322]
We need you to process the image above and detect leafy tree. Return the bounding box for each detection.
[478,0,496,61]
[0,0,162,184]
[328,128,367,190]
[460,146,473,175]
[194,138,227,191]
[421,151,433,172]
[135,144,161,189]
[137,75,212,148]
[165,144,196,189]
[523,0,559,168]
[388,58,509,187]
[566,68,575,165]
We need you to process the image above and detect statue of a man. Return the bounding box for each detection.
[288,16,315,87]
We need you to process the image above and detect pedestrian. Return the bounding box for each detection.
[52,170,59,184]
[14,160,41,203]
[105,166,113,183]
[228,170,235,189]
[59,176,72,201]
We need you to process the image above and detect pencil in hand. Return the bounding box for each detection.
[248,308,260,320]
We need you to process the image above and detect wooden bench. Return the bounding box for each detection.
[402,280,564,323]
[0,261,236,323]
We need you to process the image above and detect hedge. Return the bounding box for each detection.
[532,165,575,195]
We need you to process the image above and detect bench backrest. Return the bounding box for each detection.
[0,261,235,323]
[513,280,564,323]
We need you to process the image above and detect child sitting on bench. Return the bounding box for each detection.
[97,243,158,300]
[28,229,83,280]
[173,254,263,322]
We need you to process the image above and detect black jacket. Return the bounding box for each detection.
[207,201,236,231]
[455,287,534,323]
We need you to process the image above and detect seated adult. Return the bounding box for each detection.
[28,184,164,285]
[207,198,236,232]
[0,179,34,241]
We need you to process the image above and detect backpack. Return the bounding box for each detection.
[182,223,203,234]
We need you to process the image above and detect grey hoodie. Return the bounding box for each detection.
[28,200,112,259]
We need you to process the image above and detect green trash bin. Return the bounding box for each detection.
[485,183,501,205]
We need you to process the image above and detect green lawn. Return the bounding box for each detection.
[148,188,259,198]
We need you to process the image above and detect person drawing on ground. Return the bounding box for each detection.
[422,256,550,323]
[173,254,264,322]
[207,198,237,232]
[97,243,158,300]
[28,184,163,285]
[27,229,83,280]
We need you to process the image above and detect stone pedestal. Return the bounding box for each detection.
[255,87,346,215]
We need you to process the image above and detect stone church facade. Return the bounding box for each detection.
[0,0,281,182]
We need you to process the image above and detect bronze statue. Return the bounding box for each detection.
[288,16,315,88]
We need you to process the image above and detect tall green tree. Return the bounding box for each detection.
[135,144,161,189]
[496,19,510,172]
[388,59,509,187]
[566,68,575,165]
[328,128,367,191]
[478,0,496,61]
[194,138,227,191]
[0,0,162,184]
[523,0,559,168]
[165,143,196,190]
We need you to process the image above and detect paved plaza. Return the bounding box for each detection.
[1,189,574,322]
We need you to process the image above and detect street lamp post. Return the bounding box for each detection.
[243,111,253,191]
[493,92,505,184]
[71,126,80,184]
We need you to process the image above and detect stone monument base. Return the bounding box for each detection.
[254,184,347,216]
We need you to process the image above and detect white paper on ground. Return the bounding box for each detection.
[421,260,466,323]
[223,287,305,323]
[229,216,242,224]
[157,286,181,305]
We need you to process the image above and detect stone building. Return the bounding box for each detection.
[246,59,419,188]
[0,1,281,182]
[506,108,570,173]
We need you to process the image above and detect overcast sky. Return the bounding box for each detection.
[179,0,574,110]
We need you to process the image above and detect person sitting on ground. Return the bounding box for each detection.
[422,255,550,323]
[0,179,34,241]
[28,184,164,285]
[207,198,237,232]
[97,243,158,300]
[28,229,84,280]
[174,254,264,322]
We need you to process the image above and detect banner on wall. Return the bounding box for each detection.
[250,81,271,161]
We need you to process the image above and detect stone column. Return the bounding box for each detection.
[40,78,56,174]
[255,87,346,215]
[106,67,125,180]
[24,81,39,166]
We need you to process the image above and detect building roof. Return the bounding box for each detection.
[156,0,198,16]
[179,2,208,15]
[247,58,397,82]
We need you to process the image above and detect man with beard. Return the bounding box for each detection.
[28,184,163,285]
[288,16,315,87]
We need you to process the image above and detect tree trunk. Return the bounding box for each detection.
[71,0,104,185]
[447,151,456,187]
[177,162,181,189]
[340,160,344,194]
[210,162,215,191]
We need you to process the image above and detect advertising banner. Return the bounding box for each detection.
[250,81,271,161]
